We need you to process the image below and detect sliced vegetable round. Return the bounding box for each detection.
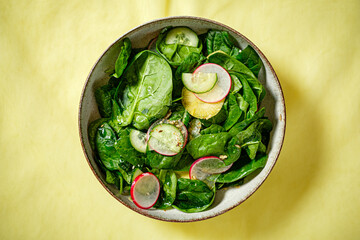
[189,156,233,181]
[165,27,199,47]
[131,172,160,209]
[131,168,143,183]
[148,123,184,156]
[182,87,224,119]
[182,72,218,93]
[146,118,188,156]
[193,63,232,103]
[129,129,147,153]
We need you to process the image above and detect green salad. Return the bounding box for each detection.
[89,26,273,212]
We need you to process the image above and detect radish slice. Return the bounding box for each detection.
[189,156,233,181]
[146,119,188,156]
[194,63,231,103]
[131,172,160,209]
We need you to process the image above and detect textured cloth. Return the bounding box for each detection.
[0,0,359,239]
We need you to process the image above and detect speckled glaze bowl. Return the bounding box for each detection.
[79,16,286,222]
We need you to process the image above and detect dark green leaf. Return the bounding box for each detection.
[88,118,109,151]
[173,151,194,171]
[236,45,262,77]
[169,103,192,126]
[154,170,177,209]
[114,128,145,166]
[223,136,241,166]
[216,155,268,183]
[95,85,116,118]
[95,123,122,170]
[113,38,132,78]
[205,30,240,57]
[186,132,231,159]
[172,178,215,213]
[229,108,266,137]
[200,124,225,135]
[223,93,242,131]
[109,50,173,130]
[145,149,183,169]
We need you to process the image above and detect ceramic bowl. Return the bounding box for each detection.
[79,16,286,222]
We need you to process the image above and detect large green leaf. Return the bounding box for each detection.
[110,50,173,130]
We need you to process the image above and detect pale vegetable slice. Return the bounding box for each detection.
[189,156,233,181]
[148,123,184,156]
[131,172,160,209]
[129,129,147,153]
[182,87,224,119]
[194,63,232,103]
[146,119,188,156]
[182,72,217,93]
[131,168,143,183]
[165,27,199,47]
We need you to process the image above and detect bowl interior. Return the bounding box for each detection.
[79,17,286,222]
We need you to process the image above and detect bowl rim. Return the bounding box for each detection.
[78,15,286,222]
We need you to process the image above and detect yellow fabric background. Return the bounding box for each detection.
[1,0,359,239]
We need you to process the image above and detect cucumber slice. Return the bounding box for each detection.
[182,72,218,93]
[129,129,147,153]
[165,27,199,47]
[131,168,143,183]
[148,123,184,156]
[193,63,232,103]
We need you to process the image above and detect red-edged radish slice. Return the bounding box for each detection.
[189,156,233,180]
[131,172,160,209]
[146,119,188,156]
[194,63,232,103]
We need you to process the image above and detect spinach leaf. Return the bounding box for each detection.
[110,50,173,130]
[235,93,249,119]
[156,27,203,66]
[216,155,268,183]
[200,124,225,135]
[88,118,108,151]
[105,170,124,194]
[235,119,273,159]
[230,73,242,94]
[113,38,132,78]
[200,106,227,127]
[172,178,215,213]
[205,30,240,58]
[229,107,266,136]
[95,123,122,170]
[186,132,231,159]
[95,85,116,118]
[236,45,262,77]
[154,170,177,209]
[145,149,183,169]
[235,73,258,118]
[169,103,192,127]
[223,136,242,166]
[223,93,242,131]
[173,151,194,171]
[114,128,145,166]
[208,51,265,103]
